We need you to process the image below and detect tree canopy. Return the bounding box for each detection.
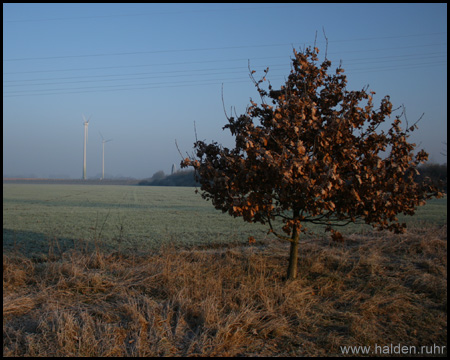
[181,46,443,279]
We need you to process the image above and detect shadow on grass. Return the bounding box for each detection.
[3,228,114,260]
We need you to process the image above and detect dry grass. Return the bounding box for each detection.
[3,225,447,356]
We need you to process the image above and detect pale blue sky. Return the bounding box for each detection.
[3,3,447,179]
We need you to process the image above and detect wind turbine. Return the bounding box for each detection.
[99,131,113,180]
[82,115,91,180]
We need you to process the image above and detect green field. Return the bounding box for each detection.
[3,184,447,256]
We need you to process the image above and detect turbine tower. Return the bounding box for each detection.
[82,115,90,180]
[99,131,113,180]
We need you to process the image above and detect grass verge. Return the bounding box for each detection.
[3,225,447,356]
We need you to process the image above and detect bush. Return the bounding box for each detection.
[138,170,199,187]
[416,163,447,193]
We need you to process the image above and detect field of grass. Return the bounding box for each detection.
[3,184,447,258]
[3,184,447,356]
[3,184,271,257]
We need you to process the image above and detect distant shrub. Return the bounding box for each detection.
[416,163,447,193]
[138,170,199,187]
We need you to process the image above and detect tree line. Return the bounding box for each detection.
[416,163,447,193]
[138,163,446,192]
[138,170,200,187]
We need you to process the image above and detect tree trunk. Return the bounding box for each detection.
[287,225,300,280]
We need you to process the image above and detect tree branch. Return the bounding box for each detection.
[221,83,231,121]
[175,139,184,160]
[322,26,329,60]
[268,217,293,243]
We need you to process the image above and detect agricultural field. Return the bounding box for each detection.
[3,184,447,257]
[3,184,447,356]
[3,184,269,257]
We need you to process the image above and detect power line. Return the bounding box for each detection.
[3,60,446,98]
[3,55,288,75]
[3,67,284,87]
[4,52,446,85]
[3,43,294,62]
[4,73,270,94]
[338,43,446,55]
[329,32,446,43]
[347,60,447,73]
[3,63,288,83]
[4,4,297,23]
[3,77,257,97]
[3,32,446,98]
[4,59,446,91]
[3,43,447,79]
[4,47,447,93]
[3,32,446,62]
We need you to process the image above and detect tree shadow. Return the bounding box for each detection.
[3,228,95,258]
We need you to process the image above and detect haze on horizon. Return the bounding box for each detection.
[3,3,447,180]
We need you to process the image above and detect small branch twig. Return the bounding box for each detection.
[221,83,231,120]
[268,217,294,243]
[322,26,329,60]
[175,139,184,160]
[248,59,258,87]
